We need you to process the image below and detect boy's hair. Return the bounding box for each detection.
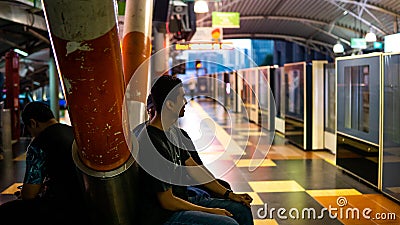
[150,75,183,113]
[21,101,55,125]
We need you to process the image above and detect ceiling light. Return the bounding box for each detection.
[333,41,344,53]
[365,28,377,42]
[194,0,209,13]
[14,48,28,57]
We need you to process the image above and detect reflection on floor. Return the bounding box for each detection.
[1,98,399,225]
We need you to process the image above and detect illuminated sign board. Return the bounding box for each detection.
[212,12,240,28]
[175,42,234,51]
[384,33,400,52]
[373,42,383,49]
[351,38,367,49]
[191,27,223,41]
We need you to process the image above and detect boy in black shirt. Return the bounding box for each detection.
[136,76,254,225]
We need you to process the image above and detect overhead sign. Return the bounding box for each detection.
[212,12,240,28]
[384,33,400,53]
[175,42,234,51]
[351,38,367,49]
[191,27,223,41]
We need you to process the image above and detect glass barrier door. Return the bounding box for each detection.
[382,54,400,201]
[336,55,381,187]
[324,63,336,153]
[284,62,305,148]
[324,63,336,134]
[258,67,274,130]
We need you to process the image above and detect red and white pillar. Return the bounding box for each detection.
[121,0,153,132]
[42,0,129,171]
[42,1,136,224]
[5,50,20,141]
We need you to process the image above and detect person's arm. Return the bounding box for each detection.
[185,157,253,207]
[21,146,46,200]
[157,188,232,216]
[21,184,42,200]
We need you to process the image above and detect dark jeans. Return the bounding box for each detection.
[0,199,89,225]
[164,195,254,225]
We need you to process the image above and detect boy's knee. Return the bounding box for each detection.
[223,216,240,225]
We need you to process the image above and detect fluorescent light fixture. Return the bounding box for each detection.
[365,28,377,42]
[13,48,28,57]
[194,0,209,13]
[333,41,344,53]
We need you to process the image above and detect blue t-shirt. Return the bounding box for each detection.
[22,123,82,205]
[24,144,47,185]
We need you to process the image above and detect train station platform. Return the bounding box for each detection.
[1,98,399,225]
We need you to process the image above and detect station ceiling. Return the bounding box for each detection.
[199,0,400,55]
[0,0,399,91]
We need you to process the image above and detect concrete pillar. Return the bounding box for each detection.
[48,55,59,120]
[152,28,168,80]
[4,50,20,141]
[1,109,12,151]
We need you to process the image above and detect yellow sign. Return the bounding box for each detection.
[175,42,234,51]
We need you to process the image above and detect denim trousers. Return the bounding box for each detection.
[163,195,254,225]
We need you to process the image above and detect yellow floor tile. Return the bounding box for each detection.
[324,158,336,166]
[236,141,253,146]
[253,219,279,225]
[13,152,26,161]
[232,135,246,139]
[235,159,276,167]
[306,189,362,197]
[238,132,268,136]
[1,183,23,195]
[249,180,305,193]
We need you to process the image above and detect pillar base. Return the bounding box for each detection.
[72,142,138,225]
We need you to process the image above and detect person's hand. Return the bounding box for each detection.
[228,193,253,207]
[14,191,21,199]
[206,208,233,216]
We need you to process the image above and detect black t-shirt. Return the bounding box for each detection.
[137,125,190,225]
[178,128,203,165]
